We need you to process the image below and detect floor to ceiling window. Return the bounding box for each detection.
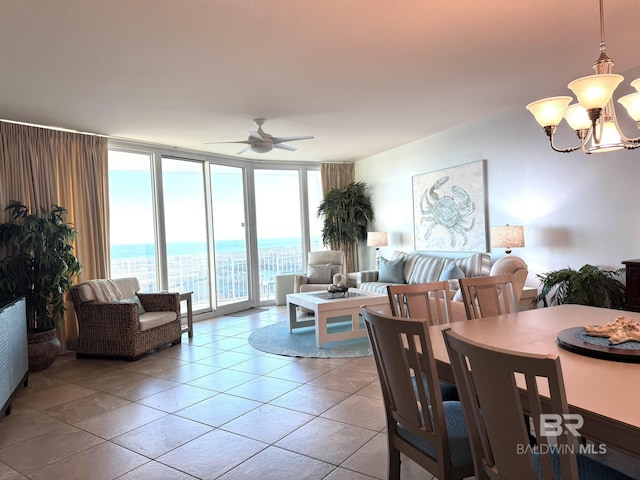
[108,150,158,291]
[210,164,250,310]
[108,142,321,316]
[254,169,303,303]
[161,158,211,311]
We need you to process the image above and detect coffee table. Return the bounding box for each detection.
[286,288,390,348]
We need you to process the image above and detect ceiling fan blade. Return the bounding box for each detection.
[249,131,263,141]
[272,135,314,144]
[204,140,251,145]
[236,146,251,155]
[273,143,297,151]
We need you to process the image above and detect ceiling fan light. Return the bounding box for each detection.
[564,103,591,130]
[618,92,640,121]
[567,74,623,110]
[590,120,624,153]
[525,96,572,127]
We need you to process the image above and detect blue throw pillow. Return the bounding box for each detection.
[439,264,465,281]
[378,257,404,283]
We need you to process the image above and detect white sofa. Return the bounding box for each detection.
[352,251,528,322]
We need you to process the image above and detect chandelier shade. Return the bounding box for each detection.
[567,74,623,110]
[525,0,640,154]
[526,96,572,128]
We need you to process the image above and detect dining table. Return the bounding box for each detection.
[427,304,640,460]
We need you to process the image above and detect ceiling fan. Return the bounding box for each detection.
[206,118,314,155]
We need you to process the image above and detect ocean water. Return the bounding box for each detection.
[110,238,311,259]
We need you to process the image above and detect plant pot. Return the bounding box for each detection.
[27,328,61,371]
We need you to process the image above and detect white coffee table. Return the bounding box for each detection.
[286,288,390,348]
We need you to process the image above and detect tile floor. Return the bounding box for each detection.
[1,306,639,480]
[0,306,439,480]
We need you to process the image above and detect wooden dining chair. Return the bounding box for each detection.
[387,281,452,325]
[459,274,517,320]
[387,281,459,402]
[442,327,634,480]
[361,306,474,480]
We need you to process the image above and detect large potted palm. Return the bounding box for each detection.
[0,200,82,370]
[317,181,374,272]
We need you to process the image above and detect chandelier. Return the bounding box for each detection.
[526,0,640,154]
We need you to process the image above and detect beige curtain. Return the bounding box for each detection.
[0,121,110,351]
[320,163,358,272]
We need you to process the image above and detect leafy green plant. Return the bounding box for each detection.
[536,264,626,309]
[0,200,82,332]
[317,181,374,253]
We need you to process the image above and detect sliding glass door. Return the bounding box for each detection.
[253,169,304,303]
[211,164,251,310]
[162,158,211,311]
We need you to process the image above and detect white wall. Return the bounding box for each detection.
[355,100,640,287]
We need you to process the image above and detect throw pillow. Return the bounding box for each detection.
[308,263,332,284]
[115,295,146,315]
[439,264,466,281]
[378,257,404,283]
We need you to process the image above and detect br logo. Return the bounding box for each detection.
[539,414,584,437]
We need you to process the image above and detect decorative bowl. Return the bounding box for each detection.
[327,284,349,294]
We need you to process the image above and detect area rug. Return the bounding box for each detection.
[248,321,371,358]
[227,307,267,317]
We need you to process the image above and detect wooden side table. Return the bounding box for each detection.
[179,291,193,338]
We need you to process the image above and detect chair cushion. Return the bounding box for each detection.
[139,311,177,331]
[308,264,332,283]
[397,401,472,468]
[378,257,404,283]
[532,451,635,479]
[76,277,140,302]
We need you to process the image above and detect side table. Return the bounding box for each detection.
[179,291,193,338]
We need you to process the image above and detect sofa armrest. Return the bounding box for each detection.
[137,292,180,315]
[358,270,379,284]
[75,302,142,332]
[294,275,309,293]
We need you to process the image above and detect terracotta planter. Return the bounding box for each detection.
[27,328,61,371]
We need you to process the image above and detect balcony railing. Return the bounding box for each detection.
[111,246,304,311]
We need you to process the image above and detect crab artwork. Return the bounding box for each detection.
[419,176,476,247]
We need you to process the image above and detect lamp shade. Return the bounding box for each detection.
[618,91,640,121]
[367,231,388,248]
[567,74,623,110]
[564,103,591,130]
[491,225,525,253]
[525,96,572,127]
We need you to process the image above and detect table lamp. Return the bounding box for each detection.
[491,225,525,254]
[367,232,388,270]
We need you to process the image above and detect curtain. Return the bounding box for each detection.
[320,163,358,272]
[0,121,110,351]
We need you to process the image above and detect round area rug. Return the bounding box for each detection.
[248,321,371,358]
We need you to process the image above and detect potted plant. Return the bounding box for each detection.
[535,264,626,309]
[317,181,374,271]
[0,200,82,370]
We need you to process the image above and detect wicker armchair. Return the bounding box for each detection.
[70,277,182,360]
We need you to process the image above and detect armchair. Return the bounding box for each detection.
[294,250,347,294]
[70,277,182,360]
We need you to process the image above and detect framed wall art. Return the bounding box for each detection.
[412,160,488,252]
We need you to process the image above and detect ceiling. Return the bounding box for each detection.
[2,0,640,163]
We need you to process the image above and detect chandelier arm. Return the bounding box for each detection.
[544,126,590,153]
[608,106,640,144]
